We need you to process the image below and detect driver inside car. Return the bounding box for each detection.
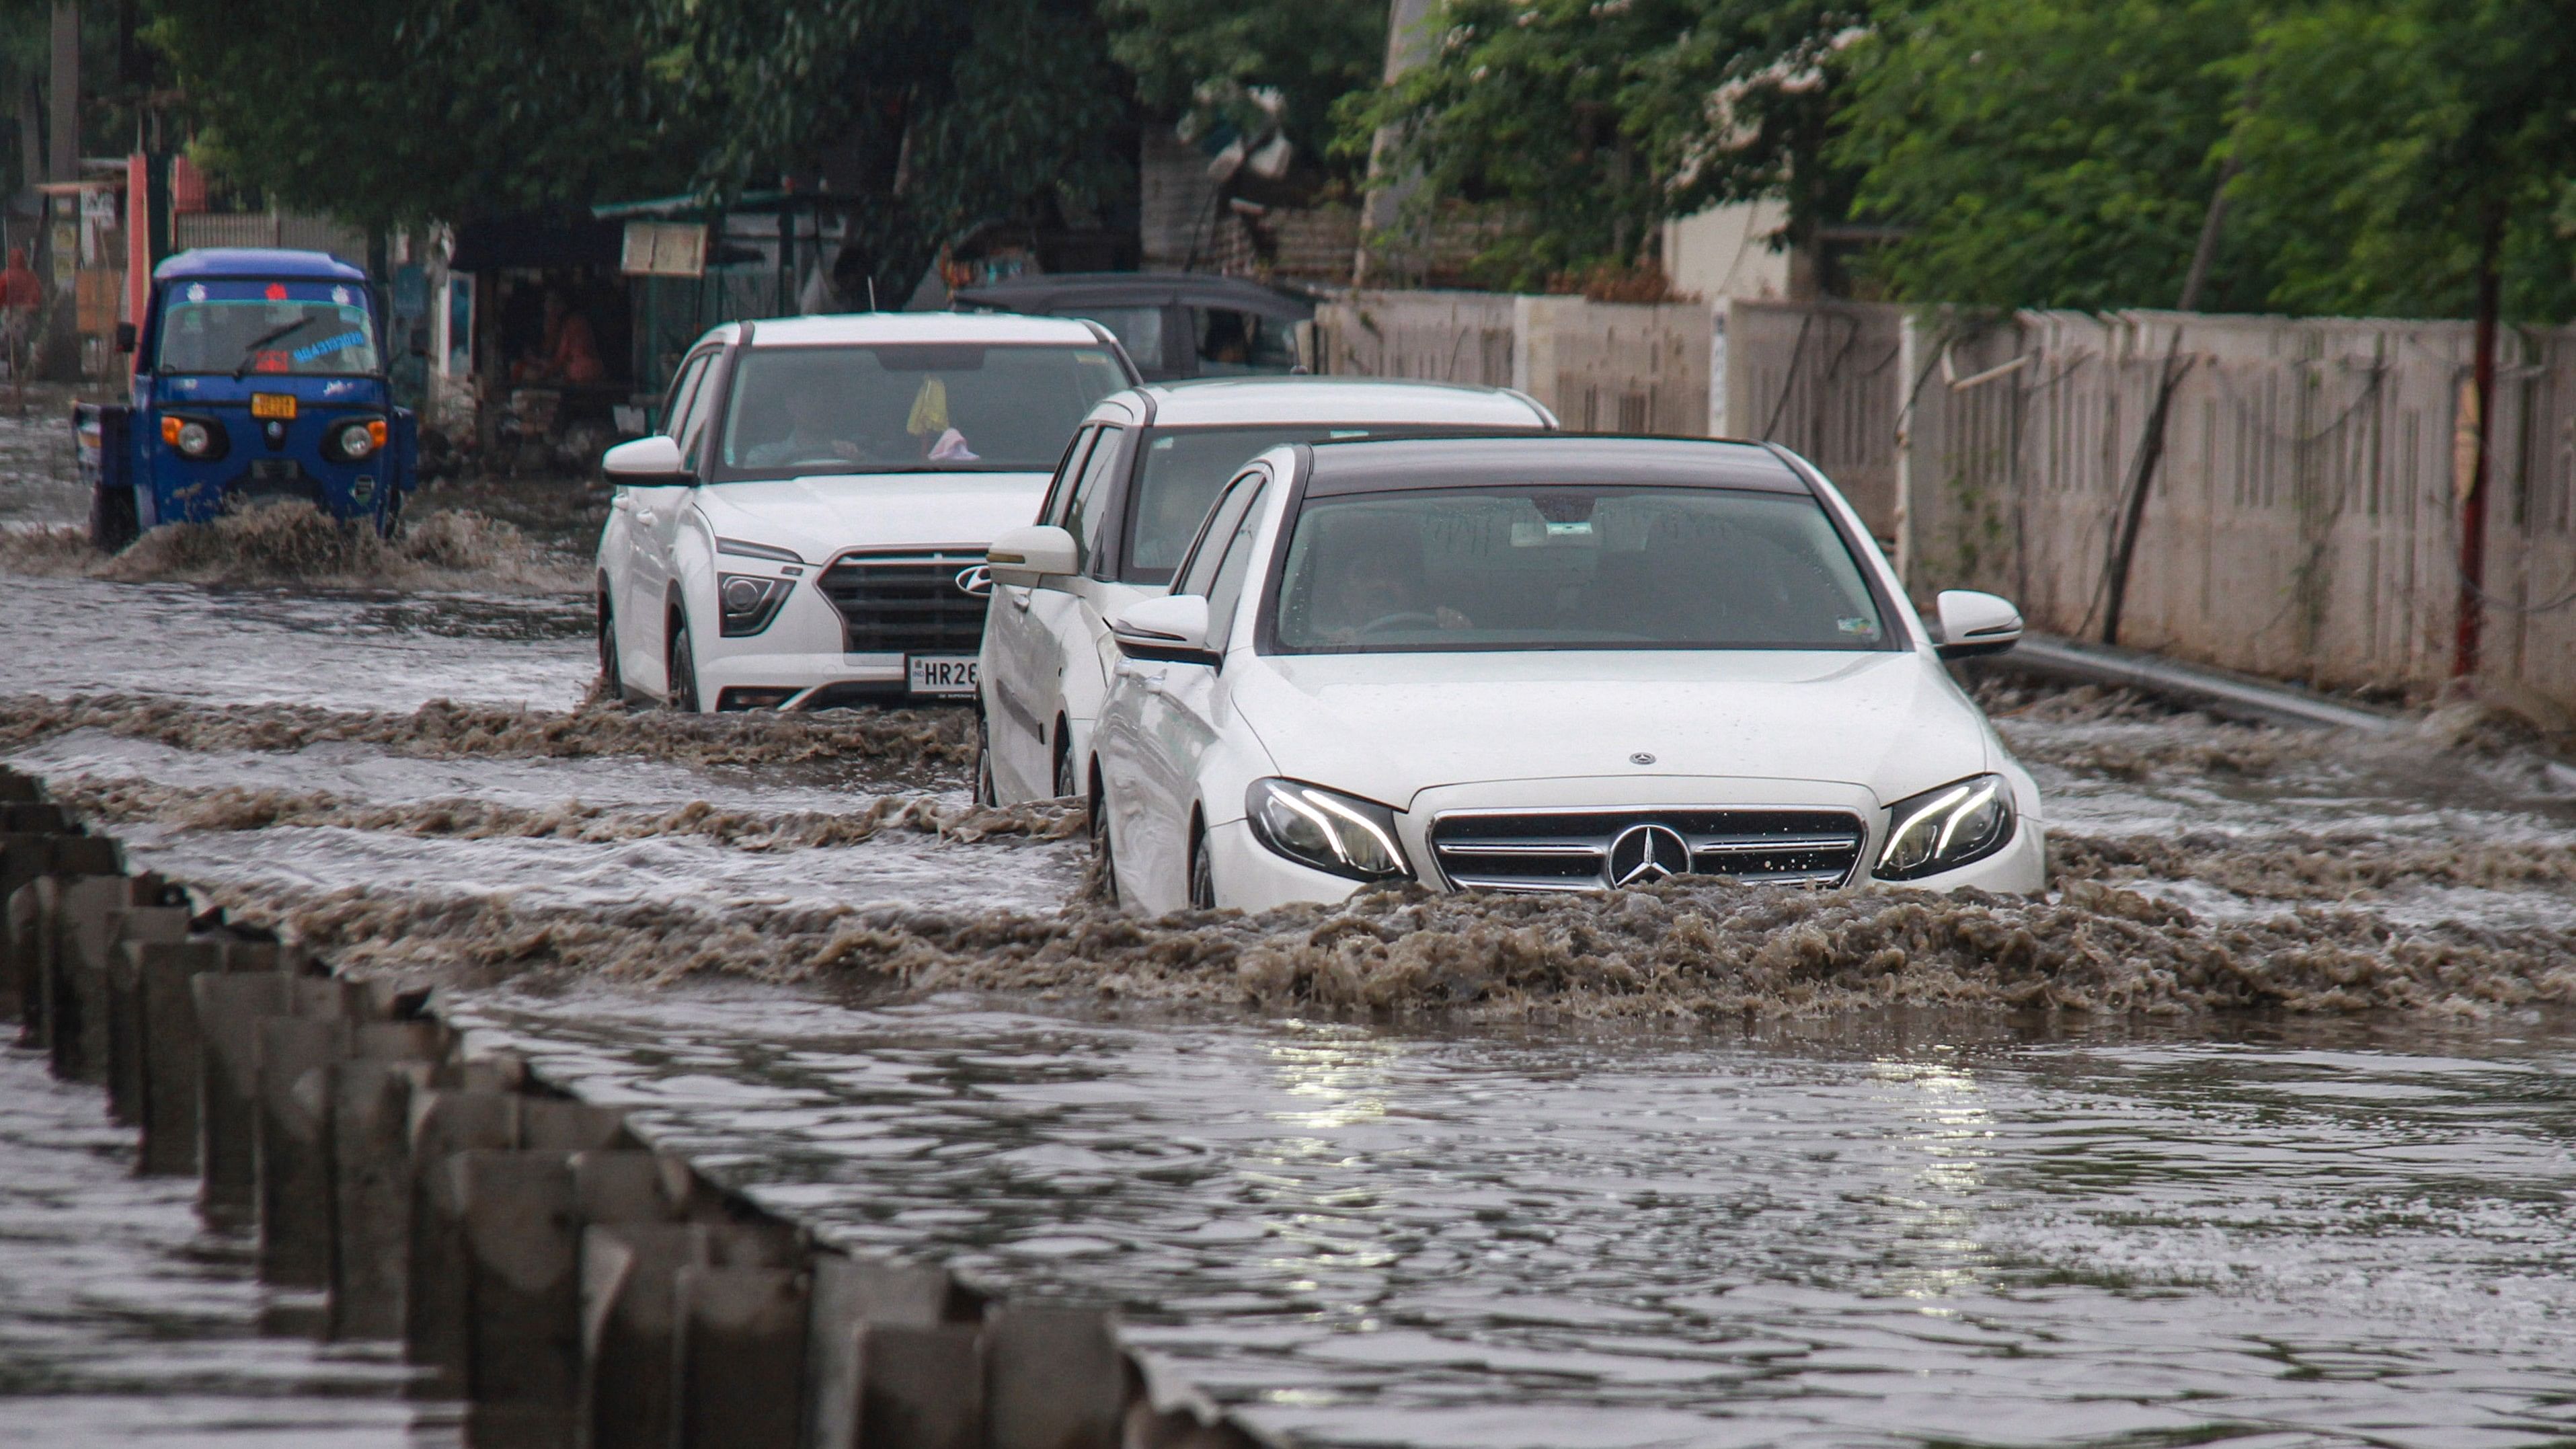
[743,375,872,467]
[1309,525,1471,643]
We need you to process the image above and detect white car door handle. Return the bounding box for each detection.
[1008,589,1031,612]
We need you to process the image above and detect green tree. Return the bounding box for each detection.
[1339,0,1873,288]
[1830,0,2274,313]
[1099,0,1384,167]
[639,0,1132,299]
[2228,0,2576,324]
[149,0,699,229]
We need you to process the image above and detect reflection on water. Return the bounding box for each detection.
[0,1046,445,1446]
[470,987,2576,1448]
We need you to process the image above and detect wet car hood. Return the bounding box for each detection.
[1232,648,1998,810]
[689,472,1050,557]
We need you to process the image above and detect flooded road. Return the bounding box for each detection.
[5,400,2576,1444]
[467,990,2576,1448]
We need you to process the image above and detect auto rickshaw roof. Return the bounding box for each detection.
[153,248,369,284]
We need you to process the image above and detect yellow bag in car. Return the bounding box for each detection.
[906,377,949,438]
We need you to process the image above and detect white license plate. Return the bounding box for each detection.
[907,655,979,695]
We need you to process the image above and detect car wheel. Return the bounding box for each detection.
[666,611,701,713]
[1052,728,1077,801]
[972,713,999,807]
[1089,773,1119,907]
[1188,818,1216,911]
[87,479,137,554]
[596,592,624,701]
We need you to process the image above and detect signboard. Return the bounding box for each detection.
[621,221,707,278]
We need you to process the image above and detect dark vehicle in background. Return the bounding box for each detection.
[952,272,1315,383]
[78,247,418,549]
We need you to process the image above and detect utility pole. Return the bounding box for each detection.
[40,0,80,381]
[2450,205,2505,686]
[1352,0,1434,288]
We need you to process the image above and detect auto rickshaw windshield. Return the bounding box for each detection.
[155,280,381,377]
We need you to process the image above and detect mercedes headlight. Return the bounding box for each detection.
[1874,773,2015,882]
[1245,778,1412,882]
[716,573,793,637]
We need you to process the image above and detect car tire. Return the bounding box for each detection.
[596,591,624,702]
[1188,818,1216,911]
[1089,773,1119,907]
[87,479,137,554]
[972,713,999,807]
[1052,728,1077,801]
[666,611,702,713]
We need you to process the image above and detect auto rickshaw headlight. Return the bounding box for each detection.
[334,420,381,460]
[161,415,224,459]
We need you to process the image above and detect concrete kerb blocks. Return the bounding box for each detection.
[0,763,1281,1449]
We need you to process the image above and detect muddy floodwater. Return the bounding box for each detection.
[5,402,2576,1445]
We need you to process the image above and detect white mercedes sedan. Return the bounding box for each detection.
[1088,434,2045,913]
[976,377,1554,805]
[595,313,1135,711]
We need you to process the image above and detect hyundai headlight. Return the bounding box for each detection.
[1245,778,1412,882]
[716,573,793,637]
[1874,773,2015,882]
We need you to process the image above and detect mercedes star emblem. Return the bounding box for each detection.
[1605,823,1692,888]
[1629,752,1657,765]
[954,564,993,597]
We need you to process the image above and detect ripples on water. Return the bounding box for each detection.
[472,986,2576,1448]
[0,1046,444,1446]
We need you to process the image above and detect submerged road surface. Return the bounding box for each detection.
[5,404,2575,1446]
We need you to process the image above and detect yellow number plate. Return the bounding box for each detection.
[250,393,297,420]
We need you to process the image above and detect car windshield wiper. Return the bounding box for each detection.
[232,315,324,379]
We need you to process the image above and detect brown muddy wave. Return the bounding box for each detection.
[0,693,974,771]
[2053,831,2576,901]
[52,777,1080,849]
[0,501,585,592]
[202,871,2576,1022]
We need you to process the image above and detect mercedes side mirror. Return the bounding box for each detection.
[601,434,691,485]
[1933,590,2023,660]
[1109,593,1220,666]
[986,524,1079,588]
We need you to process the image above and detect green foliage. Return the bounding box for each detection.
[2228,0,2576,322]
[1099,0,1384,164]
[149,0,698,229]
[639,0,1132,297]
[1339,0,1871,288]
[1830,0,2270,312]
[147,0,1130,299]
[1836,0,2576,322]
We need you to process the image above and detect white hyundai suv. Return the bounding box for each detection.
[1088,434,2046,914]
[976,377,1555,804]
[595,313,1136,711]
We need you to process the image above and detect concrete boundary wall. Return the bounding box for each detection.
[0,765,1276,1449]
[1318,292,1713,438]
[1316,289,2576,719]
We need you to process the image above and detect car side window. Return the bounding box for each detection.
[1042,426,1098,528]
[1174,469,1265,598]
[1066,426,1126,574]
[674,351,726,471]
[662,354,709,439]
[1196,483,1269,652]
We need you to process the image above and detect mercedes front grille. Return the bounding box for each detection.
[816,550,990,654]
[1428,808,1867,892]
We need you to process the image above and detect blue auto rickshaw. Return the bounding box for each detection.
[79,247,419,549]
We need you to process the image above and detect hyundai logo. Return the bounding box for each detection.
[954,565,993,597]
[1604,823,1692,888]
